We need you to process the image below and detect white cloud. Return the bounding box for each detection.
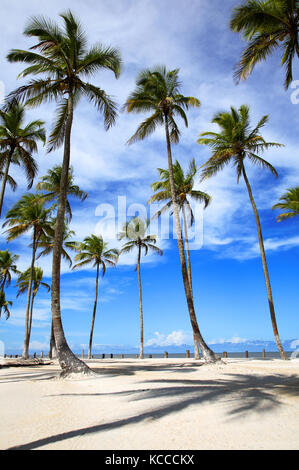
[29,341,49,351]
[215,234,299,261]
[7,305,51,329]
[145,330,192,347]
[290,340,299,350]
[0,81,4,104]
[209,336,248,345]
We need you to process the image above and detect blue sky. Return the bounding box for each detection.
[0,0,298,354]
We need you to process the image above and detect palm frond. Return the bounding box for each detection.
[247,153,278,177]
[127,111,163,144]
[147,243,163,256]
[47,98,68,152]
[80,82,118,130]
[78,44,121,78]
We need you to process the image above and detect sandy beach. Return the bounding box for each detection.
[0,357,299,450]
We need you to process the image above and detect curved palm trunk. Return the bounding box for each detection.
[242,167,288,360]
[182,204,200,360]
[0,273,7,317]
[0,148,14,217]
[22,228,37,359]
[88,263,100,359]
[164,116,216,363]
[137,245,144,359]
[49,320,57,359]
[51,94,91,376]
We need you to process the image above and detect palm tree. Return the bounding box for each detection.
[0,102,45,216]
[7,10,121,375]
[73,235,118,359]
[0,249,19,321]
[0,250,19,294]
[16,267,50,345]
[230,0,299,89]
[118,217,163,359]
[36,220,76,359]
[148,159,211,359]
[3,193,54,359]
[123,66,217,362]
[0,291,12,320]
[272,187,299,221]
[36,164,86,358]
[198,104,288,360]
[36,165,88,221]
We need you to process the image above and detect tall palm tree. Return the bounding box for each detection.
[36,165,88,221]
[124,66,217,362]
[0,291,12,320]
[16,267,50,344]
[0,250,19,294]
[272,186,299,221]
[3,193,54,359]
[148,159,211,359]
[36,165,83,358]
[36,221,76,359]
[198,104,288,360]
[230,0,299,89]
[36,165,86,358]
[7,10,121,375]
[118,217,163,359]
[0,249,19,321]
[73,235,118,359]
[0,102,45,216]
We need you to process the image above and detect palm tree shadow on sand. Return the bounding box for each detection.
[0,361,200,383]
[8,370,299,450]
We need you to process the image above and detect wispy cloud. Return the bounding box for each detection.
[209,336,248,345]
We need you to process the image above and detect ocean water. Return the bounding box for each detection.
[5,351,291,360]
[83,351,292,360]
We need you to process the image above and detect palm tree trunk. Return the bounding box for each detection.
[0,273,7,317]
[51,94,91,376]
[164,116,217,363]
[22,228,37,359]
[88,263,100,359]
[242,166,288,360]
[28,291,36,341]
[182,204,193,295]
[182,204,200,360]
[0,148,13,217]
[0,274,7,293]
[137,245,144,359]
[49,320,57,359]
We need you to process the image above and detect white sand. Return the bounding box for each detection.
[0,358,299,450]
